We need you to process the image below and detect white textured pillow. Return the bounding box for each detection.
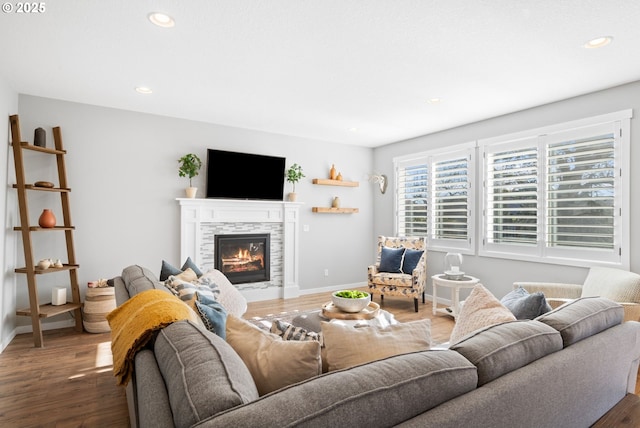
[225,315,321,395]
[449,284,516,344]
[321,319,431,371]
[200,269,247,317]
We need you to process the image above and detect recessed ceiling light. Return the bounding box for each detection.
[427,98,442,104]
[135,86,153,95]
[349,127,359,132]
[584,36,613,49]
[148,12,175,28]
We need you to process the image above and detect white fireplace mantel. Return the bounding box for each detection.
[177,198,303,301]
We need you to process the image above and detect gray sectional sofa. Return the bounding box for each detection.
[113,265,640,428]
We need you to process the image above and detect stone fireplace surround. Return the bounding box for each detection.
[178,198,302,302]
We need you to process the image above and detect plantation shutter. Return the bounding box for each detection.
[485,140,539,246]
[396,159,428,237]
[545,128,616,250]
[430,154,470,241]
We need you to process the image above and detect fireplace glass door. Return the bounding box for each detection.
[215,233,270,284]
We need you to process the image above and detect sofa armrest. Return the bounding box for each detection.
[513,282,582,299]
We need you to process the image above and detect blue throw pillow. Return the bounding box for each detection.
[193,291,228,339]
[379,247,405,273]
[160,257,203,281]
[500,286,552,320]
[401,249,424,274]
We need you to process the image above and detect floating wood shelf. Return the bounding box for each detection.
[312,178,359,187]
[312,207,359,214]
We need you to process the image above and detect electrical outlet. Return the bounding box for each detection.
[324,269,329,277]
[303,224,310,232]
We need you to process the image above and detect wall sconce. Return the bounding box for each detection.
[368,173,387,194]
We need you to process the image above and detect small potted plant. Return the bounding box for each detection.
[178,153,202,198]
[286,163,305,201]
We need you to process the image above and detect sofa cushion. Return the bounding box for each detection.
[449,284,516,344]
[379,246,405,273]
[450,320,563,386]
[154,320,258,428]
[192,291,227,339]
[321,319,431,371]
[500,286,552,320]
[535,296,624,347]
[159,257,203,281]
[225,315,322,395]
[208,350,478,427]
[199,269,248,317]
[164,269,220,303]
[121,265,171,298]
[401,248,424,274]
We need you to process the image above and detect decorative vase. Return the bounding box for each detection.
[34,128,46,147]
[332,196,340,208]
[38,209,56,228]
[336,172,343,181]
[329,164,337,180]
[288,192,297,202]
[185,187,197,198]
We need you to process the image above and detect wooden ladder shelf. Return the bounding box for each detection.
[9,114,83,347]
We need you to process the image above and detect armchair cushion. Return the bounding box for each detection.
[402,249,425,274]
[378,246,405,273]
[581,267,640,302]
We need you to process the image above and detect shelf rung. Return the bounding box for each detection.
[15,264,80,274]
[16,302,82,318]
[13,184,71,192]
[16,142,66,155]
[14,226,75,231]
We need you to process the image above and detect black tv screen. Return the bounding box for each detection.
[206,149,286,200]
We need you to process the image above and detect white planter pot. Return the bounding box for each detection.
[185,187,198,198]
[288,192,297,201]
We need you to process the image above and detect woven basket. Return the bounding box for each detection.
[83,287,116,333]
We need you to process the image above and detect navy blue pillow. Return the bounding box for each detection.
[160,257,204,281]
[401,249,424,274]
[379,247,405,273]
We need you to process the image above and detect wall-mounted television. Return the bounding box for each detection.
[206,149,286,201]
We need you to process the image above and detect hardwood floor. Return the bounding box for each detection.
[0,289,448,427]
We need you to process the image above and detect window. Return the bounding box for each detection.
[395,143,475,253]
[480,110,631,267]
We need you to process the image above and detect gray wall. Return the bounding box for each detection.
[5,95,374,334]
[373,80,640,301]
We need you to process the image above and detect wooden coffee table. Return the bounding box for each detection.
[291,303,397,332]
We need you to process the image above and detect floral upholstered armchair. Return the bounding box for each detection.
[368,235,427,312]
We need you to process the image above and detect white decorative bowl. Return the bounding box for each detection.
[331,290,371,313]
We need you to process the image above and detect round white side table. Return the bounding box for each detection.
[431,274,480,319]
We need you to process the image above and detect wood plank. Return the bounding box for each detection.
[312,178,359,187]
[312,207,359,213]
[591,393,640,427]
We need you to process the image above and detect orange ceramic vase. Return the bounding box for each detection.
[38,209,56,228]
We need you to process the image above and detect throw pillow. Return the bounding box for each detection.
[225,315,322,396]
[500,286,552,320]
[378,246,405,273]
[401,249,424,274]
[192,291,227,339]
[159,258,204,281]
[199,269,248,317]
[164,269,220,303]
[270,319,323,344]
[449,284,517,344]
[321,319,431,371]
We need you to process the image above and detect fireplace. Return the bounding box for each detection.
[215,233,270,284]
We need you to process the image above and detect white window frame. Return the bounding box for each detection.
[478,110,631,269]
[394,142,476,255]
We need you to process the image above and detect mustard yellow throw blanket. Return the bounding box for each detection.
[107,289,200,386]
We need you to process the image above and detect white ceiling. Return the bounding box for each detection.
[1,1,640,147]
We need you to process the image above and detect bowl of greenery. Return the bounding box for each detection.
[331,290,371,313]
